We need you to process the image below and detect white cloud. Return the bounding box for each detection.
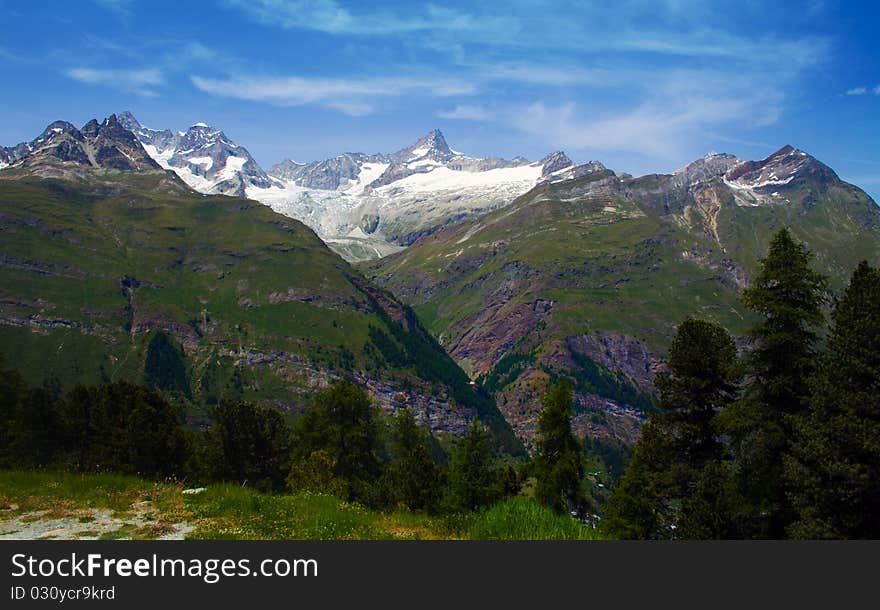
[846,87,868,96]
[875,85,880,95]
[65,67,163,95]
[223,0,516,37]
[190,74,478,115]
[480,64,612,87]
[507,72,783,160]
[437,105,493,121]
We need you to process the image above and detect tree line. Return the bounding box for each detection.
[0,366,535,514]
[603,229,880,539]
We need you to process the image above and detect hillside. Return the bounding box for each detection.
[364,147,880,444]
[0,117,520,452]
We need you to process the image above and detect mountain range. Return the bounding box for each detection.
[1,112,878,451]
[0,114,521,453]
[116,112,587,262]
[364,143,880,442]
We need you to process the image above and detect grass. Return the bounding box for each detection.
[0,174,517,448]
[464,498,599,540]
[0,470,602,540]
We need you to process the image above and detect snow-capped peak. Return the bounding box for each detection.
[120,111,275,197]
[395,129,454,163]
[537,151,575,176]
[725,145,814,190]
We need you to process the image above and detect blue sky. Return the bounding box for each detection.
[1,0,878,200]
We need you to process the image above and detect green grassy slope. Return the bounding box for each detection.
[0,470,598,540]
[0,171,519,449]
[364,168,880,443]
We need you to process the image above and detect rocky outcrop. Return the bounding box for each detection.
[566,332,661,395]
[1,115,161,178]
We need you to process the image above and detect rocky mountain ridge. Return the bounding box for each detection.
[114,112,589,261]
[117,111,276,197]
[0,114,161,178]
[365,145,880,443]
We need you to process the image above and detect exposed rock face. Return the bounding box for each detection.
[356,374,476,436]
[446,297,553,377]
[367,142,880,448]
[271,153,387,190]
[672,152,741,189]
[0,115,161,177]
[566,332,661,395]
[686,183,725,241]
[538,151,576,176]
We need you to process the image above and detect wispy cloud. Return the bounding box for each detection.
[480,64,612,87]
[875,85,880,95]
[507,72,783,159]
[437,105,493,121]
[65,67,163,96]
[92,0,134,17]
[190,73,478,115]
[223,0,517,37]
[846,87,868,95]
[223,0,828,71]
[0,46,20,62]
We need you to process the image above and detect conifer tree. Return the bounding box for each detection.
[533,382,584,513]
[292,381,381,502]
[211,399,292,491]
[386,408,444,512]
[721,228,826,538]
[786,261,880,538]
[445,419,500,512]
[605,318,740,539]
[602,420,676,539]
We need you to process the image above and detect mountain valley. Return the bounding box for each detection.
[2,113,878,450]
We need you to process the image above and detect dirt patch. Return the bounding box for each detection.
[0,501,194,540]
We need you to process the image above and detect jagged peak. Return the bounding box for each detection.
[117,111,141,130]
[81,119,100,138]
[539,150,575,176]
[42,120,78,133]
[771,144,796,157]
[724,144,826,188]
[403,129,452,158]
[35,120,78,141]
[673,151,741,178]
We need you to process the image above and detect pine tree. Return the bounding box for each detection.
[721,228,826,538]
[533,382,584,513]
[211,399,292,491]
[786,261,880,538]
[445,419,501,512]
[604,318,740,539]
[292,380,381,502]
[602,420,676,539]
[386,408,444,512]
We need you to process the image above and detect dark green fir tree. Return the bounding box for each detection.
[533,381,584,514]
[605,318,740,539]
[720,228,826,538]
[786,261,880,538]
